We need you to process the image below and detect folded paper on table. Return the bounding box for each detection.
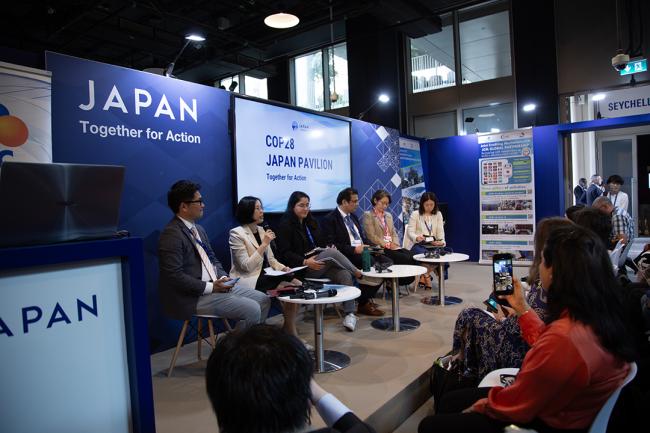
[264,265,307,276]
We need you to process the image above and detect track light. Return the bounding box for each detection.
[165,34,205,77]
[358,94,390,120]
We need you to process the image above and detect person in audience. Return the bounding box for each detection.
[321,187,385,316]
[362,189,416,285]
[450,217,572,382]
[573,177,587,205]
[276,191,364,332]
[571,207,612,249]
[592,196,634,248]
[585,174,604,206]
[564,203,585,222]
[158,180,270,329]
[605,174,629,212]
[229,196,302,337]
[419,225,636,433]
[206,324,376,433]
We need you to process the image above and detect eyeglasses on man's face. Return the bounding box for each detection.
[185,199,204,205]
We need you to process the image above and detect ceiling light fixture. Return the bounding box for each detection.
[264,12,300,29]
[165,34,206,77]
[358,94,390,120]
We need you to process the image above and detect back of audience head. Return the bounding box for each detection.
[528,217,574,284]
[592,196,614,213]
[541,225,635,361]
[565,204,585,222]
[206,324,313,433]
[572,207,612,248]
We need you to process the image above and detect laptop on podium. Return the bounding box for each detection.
[0,161,126,248]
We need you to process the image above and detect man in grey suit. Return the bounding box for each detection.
[158,180,270,328]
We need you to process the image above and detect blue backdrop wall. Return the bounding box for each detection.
[46,52,407,352]
[420,126,565,261]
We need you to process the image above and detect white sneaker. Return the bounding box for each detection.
[342,313,358,332]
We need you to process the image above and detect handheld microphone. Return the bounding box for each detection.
[262,223,277,251]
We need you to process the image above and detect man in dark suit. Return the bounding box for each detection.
[158,180,270,328]
[206,324,375,433]
[573,177,587,205]
[321,187,384,316]
[586,174,604,206]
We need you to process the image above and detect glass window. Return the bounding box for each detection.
[459,2,511,84]
[410,13,455,93]
[462,103,513,134]
[244,76,268,99]
[294,50,324,111]
[413,111,457,139]
[328,43,349,109]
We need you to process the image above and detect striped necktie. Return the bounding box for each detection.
[191,226,218,281]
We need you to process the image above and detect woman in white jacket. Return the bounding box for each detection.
[407,191,446,254]
[229,196,301,337]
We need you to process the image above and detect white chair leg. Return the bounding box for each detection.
[168,320,189,377]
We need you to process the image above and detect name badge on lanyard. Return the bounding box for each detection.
[351,239,362,246]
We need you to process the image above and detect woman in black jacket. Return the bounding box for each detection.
[275,191,364,332]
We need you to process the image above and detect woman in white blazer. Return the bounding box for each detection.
[407,191,446,255]
[229,196,301,337]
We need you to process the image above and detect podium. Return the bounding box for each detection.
[0,238,155,433]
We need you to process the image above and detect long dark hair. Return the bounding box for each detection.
[542,226,635,361]
[418,191,439,215]
[527,217,573,284]
[284,191,317,229]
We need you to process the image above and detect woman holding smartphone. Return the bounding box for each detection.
[450,218,572,382]
[229,196,302,337]
[275,191,364,332]
[420,225,635,433]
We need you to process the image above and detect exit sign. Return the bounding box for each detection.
[620,58,647,76]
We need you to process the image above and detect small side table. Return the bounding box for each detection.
[279,286,360,373]
[413,253,470,306]
[362,264,428,332]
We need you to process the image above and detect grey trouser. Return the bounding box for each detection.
[196,285,271,330]
[306,248,359,314]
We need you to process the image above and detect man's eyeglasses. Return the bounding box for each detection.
[184,199,204,205]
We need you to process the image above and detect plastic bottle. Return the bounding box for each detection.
[361,246,371,272]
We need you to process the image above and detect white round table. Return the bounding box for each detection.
[413,253,469,306]
[279,285,360,373]
[361,264,428,332]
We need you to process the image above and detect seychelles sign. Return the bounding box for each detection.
[601,84,650,118]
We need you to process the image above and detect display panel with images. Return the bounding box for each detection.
[233,96,352,212]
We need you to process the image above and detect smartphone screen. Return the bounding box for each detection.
[485,297,499,311]
[492,253,514,295]
[222,277,240,287]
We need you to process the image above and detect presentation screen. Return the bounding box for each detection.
[234,96,352,212]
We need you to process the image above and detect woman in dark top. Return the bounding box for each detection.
[275,191,364,331]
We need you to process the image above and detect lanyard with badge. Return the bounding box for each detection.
[423,216,435,243]
[374,212,392,246]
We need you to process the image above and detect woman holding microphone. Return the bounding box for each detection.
[229,196,301,337]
